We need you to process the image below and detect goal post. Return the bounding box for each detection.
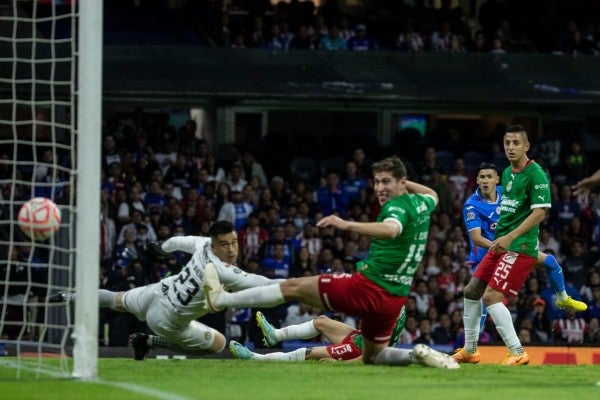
[0,0,102,379]
[73,0,102,380]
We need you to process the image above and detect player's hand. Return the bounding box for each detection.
[145,241,170,260]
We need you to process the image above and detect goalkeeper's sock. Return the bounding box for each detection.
[261,348,307,361]
[487,302,524,355]
[277,320,320,341]
[373,347,414,366]
[543,254,568,301]
[217,285,284,309]
[463,298,482,354]
[98,289,118,309]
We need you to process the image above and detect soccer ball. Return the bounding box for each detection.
[18,197,61,241]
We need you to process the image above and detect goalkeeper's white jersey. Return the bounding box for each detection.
[159,236,280,319]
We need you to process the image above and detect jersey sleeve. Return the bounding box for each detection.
[530,166,552,209]
[463,202,482,232]
[162,236,210,254]
[218,263,284,292]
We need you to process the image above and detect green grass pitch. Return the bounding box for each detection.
[1,358,599,400]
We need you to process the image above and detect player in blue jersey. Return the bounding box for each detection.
[455,162,587,363]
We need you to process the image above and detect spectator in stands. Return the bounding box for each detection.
[580,269,600,303]
[248,16,266,48]
[554,309,587,344]
[527,298,552,343]
[288,25,314,50]
[411,279,435,318]
[217,189,254,231]
[317,172,349,217]
[231,33,246,49]
[432,312,455,345]
[117,209,157,245]
[342,160,367,206]
[239,150,268,187]
[261,241,291,279]
[290,246,316,277]
[538,228,562,261]
[565,142,589,185]
[347,24,375,51]
[550,184,580,232]
[269,175,291,207]
[469,30,488,52]
[238,212,269,262]
[164,154,194,194]
[225,164,248,193]
[399,315,421,344]
[153,140,177,175]
[586,317,600,343]
[586,285,600,321]
[117,185,147,225]
[320,25,347,51]
[562,238,592,290]
[102,134,121,172]
[396,22,425,52]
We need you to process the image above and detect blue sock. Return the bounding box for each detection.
[479,300,487,331]
[543,254,566,294]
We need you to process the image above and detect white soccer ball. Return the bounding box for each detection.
[18,197,61,241]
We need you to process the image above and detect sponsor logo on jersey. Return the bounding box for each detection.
[506,180,513,192]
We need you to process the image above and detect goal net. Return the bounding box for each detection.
[0,0,101,379]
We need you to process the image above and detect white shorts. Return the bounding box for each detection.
[122,283,218,352]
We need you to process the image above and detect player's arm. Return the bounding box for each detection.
[491,207,547,252]
[468,227,493,250]
[572,168,600,196]
[219,264,285,292]
[317,216,400,239]
[405,180,439,206]
[162,236,209,254]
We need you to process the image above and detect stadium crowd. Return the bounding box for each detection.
[76,108,598,348]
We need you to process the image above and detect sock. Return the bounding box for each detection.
[373,347,415,366]
[261,348,307,361]
[98,289,118,309]
[277,320,320,341]
[463,298,482,354]
[543,254,567,301]
[479,300,488,332]
[216,285,284,309]
[486,302,524,355]
[149,335,168,348]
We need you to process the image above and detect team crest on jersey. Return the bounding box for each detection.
[496,206,501,215]
[466,211,475,221]
[506,180,513,192]
[232,267,243,274]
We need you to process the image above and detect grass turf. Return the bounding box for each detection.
[1,358,599,400]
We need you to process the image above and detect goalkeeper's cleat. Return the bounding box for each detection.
[229,340,258,360]
[47,291,75,303]
[451,348,481,364]
[202,262,224,313]
[256,311,278,347]
[130,333,151,361]
[413,344,460,369]
[557,296,588,312]
[500,351,530,366]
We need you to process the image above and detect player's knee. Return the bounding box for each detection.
[312,315,329,332]
[280,278,301,298]
[209,331,226,353]
[463,281,484,300]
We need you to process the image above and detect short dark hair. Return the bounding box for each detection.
[209,220,235,237]
[477,162,498,174]
[371,157,407,180]
[505,124,529,142]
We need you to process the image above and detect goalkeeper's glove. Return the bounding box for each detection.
[145,241,170,260]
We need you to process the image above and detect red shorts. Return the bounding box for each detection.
[318,272,406,344]
[326,330,362,361]
[473,251,536,296]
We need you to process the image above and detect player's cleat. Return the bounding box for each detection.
[130,333,151,361]
[451,348,481,364]
[46,291,75,303]
[229,340,258,360]
[413,344,460,369]
[202,262,223,313]
[256,311,278,347]
[500,352,530,366]
[557,296,588,312]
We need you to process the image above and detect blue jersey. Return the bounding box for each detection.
[462,186,502,271]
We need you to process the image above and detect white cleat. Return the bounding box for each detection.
[202,262,224,313]
[413,344,460,369]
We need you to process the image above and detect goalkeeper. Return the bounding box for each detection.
[49,220,283,360]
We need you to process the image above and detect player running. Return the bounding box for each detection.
[454,162,587,364]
